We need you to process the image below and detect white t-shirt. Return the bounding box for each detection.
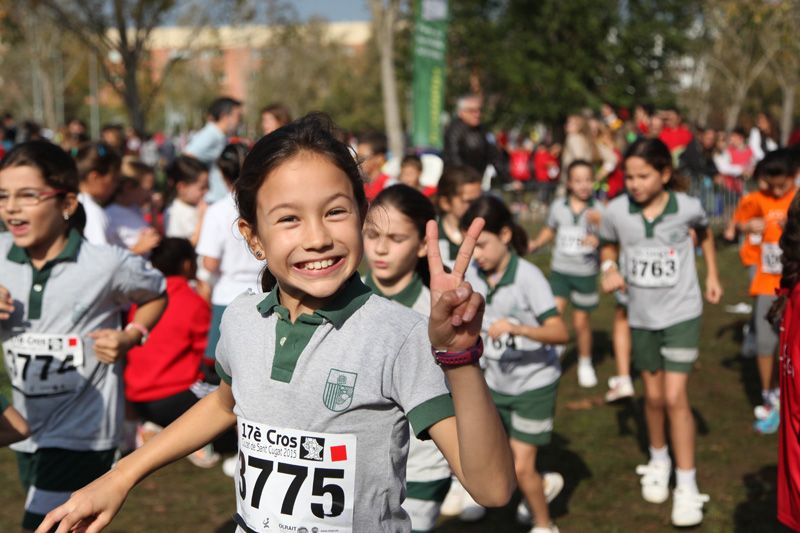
[196,192,262,305]
[105,203,148,250]
[78,192,110,246]
[165,199,198,240]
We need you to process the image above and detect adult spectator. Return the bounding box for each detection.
[749,112,780,162]
[443,95,496,178]
[561,114,595,181]
[659,107,693,156]
[260,102,292,136]
[184,96,243,203]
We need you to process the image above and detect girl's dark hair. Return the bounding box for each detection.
[164,155,208,203]
[436,165,482,207]
[768,190,800,327]
[150,237,197,277]
[1,140,86,235]
[217,143,249,184]
[369,184,436,286]
[236,112,367,292]
[566,159,593,179]
[759,148,795,178]
[459,195,528,256]
[623,138,688,192]
[260,103,292,127]
[73,141,122,181]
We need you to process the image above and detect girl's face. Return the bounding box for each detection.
[240,152,363,314]
[440,183,482,219]
[364,204,426,286]
[176,172,209,206]
[398,165,421,189]
[624,156,670,205]
[472,227,511,273]
[567,165,595,201]
[84,170,118,204]
[261,112,281,136]
[0,165,76,252]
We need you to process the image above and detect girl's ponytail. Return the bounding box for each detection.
[510,223,529,256]
[768,191,800,328]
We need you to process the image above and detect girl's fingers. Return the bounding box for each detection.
[425,220,445,277]
[460,291,484,324]
[451,218,485,280]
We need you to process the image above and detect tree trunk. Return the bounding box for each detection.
[725,84,747,133]
[123,57,146,132]
[780,82,796,146]
[371,0,404,159]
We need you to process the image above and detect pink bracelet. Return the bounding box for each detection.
[431,338,484,367]
[125,322,149,346]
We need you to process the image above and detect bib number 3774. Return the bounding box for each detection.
[235,418,356,533]
[2,333,83,396]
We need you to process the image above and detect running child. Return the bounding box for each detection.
[599,138,722,527]
[462,195,569,533]
[529,159,604,387]
[767,191,800,530]
[363,184,451,532]
[74,142,121,246]
[105,157,160,255]
[398,154,436,197]
[732,149,797,431]
[164,155,209,246]
[39,113,515,533]
[435,165,483,270]
[0,141,166,532]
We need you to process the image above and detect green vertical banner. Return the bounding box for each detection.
[412,0,448,149]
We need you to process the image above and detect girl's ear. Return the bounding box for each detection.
[417,236,428,259]
[499,226,512,245]
[238,219,265,258]
[438,196,452,213]
[61,192,79,218]
[661,167,672,186]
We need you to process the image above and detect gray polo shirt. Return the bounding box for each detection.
[466,254,561,395]
[599,192,707,329]
[0,230,165,453]
[215,275,455,533]
[547,198,605,277]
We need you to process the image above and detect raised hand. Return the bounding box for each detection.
[426,218,486,352]
[88,329,139,364]
[0,285,14,320]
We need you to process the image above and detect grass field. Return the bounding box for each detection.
[0,242,786,532]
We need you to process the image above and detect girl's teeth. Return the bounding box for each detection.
[303,259,335,270]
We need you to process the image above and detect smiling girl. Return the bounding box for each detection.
[39,114,515,533]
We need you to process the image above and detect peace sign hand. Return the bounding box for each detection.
[426,218,486,352]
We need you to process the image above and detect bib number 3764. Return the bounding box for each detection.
[235,418,356,533]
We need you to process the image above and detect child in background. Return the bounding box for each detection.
[600,138,722,527]
[533,142,561,207]
[462,195,568,533]
[399,154,436,197]
[0,393,29,447]
[164,155,209,246]
[529,160,604,387]
[363,184,451,532]
[767,192,800,531]
[435,165,483,270]
[0,141,166,531]
[357,131,392,202]
[733,149,797,432]
[105,157,160,255]
[124,237,217,466]
[74,142,121,245]
[40,114,515,533]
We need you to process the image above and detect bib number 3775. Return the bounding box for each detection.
[235,418,356,533]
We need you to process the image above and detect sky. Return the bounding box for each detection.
[294,0,370,21]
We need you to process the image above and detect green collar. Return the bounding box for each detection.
[629,191,678,238]
[565,195,595,223]
[478,253,519,303]
[365,271,423,308]
[437,218,460,260]
[256,273,372,328]
[7,229,82,268]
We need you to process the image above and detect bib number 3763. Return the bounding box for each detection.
[235,418,356,533]
[628,247,680,288]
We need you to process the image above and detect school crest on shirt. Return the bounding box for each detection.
[323,369,357,412]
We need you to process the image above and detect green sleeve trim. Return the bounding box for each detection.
[0,394,8,412]
[406,478,452,501]
[536,307,559,323]
[407,393,455,440]
[215,361,232,385]
[599,238,617,247]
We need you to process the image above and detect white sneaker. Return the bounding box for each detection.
[516,472,565,525]
[221,455,238,478]
[636,460,671,503]
[754,404,773,420]
[605,376,634,402]
[671,487,710,527]
[529,524,559,533]
[577,363,598,388]
[440,477,465,516]
[459,490,486,522]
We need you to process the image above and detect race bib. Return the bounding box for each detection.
[762,242,783,274]
[2,333,83,396]
[748,232,762,245]
[556,226,593,256]
[628,247,680,288]
[235,418,357,533]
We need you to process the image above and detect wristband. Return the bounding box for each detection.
[601,259,618,274]
[432,337,483,367]
[125,322,149,346]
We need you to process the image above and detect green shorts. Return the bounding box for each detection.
[631,317,701,374]
[16,448,116,530]
[491,380,558,446]
[549,270,599,311]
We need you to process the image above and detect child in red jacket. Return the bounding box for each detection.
[770,190,800,530]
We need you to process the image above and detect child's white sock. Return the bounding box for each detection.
[769,388,781,408]
[762,389,771,406]
[615,374,632,388]
[649,445,670,465]
[675,468,698,493]
[578,355,593,367]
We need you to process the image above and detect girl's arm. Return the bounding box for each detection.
[37,383,237,533]
[508,315,569,345]
[528,226,555,253]
[699,227,723,303]
[0,402,29,447]
[600,243,625,293]
[424,219,516,508]
[90,294,168,364]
